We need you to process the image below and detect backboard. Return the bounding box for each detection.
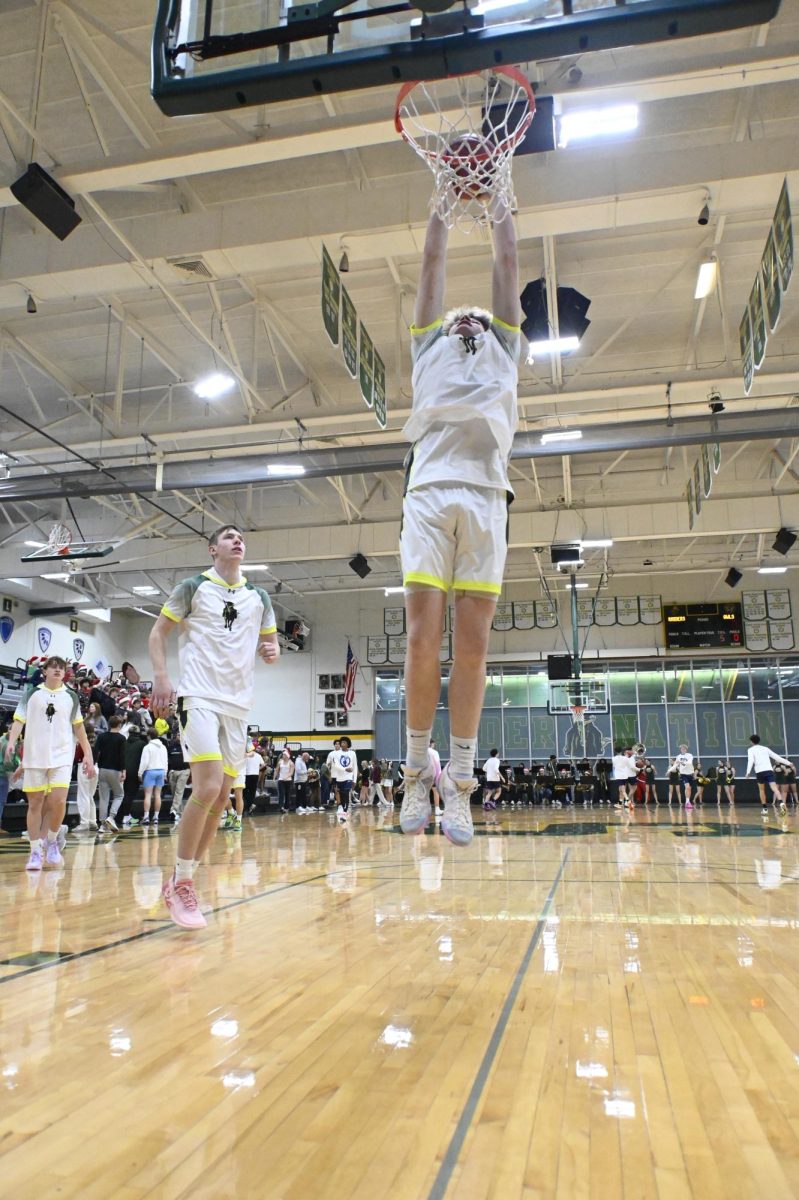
[548,675,608,714]
[21,541,116,562]
[152,0,782,115]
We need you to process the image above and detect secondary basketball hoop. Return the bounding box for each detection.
[395,67,535,231]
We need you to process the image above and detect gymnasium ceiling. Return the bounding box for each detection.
[1,0,799,624]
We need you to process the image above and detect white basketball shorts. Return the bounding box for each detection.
[24,764,73,793]
[178,704,248,780]
[400,483,508,596]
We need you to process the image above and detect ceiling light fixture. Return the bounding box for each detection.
[41,572,70,581]
[132,585,159,595]
[193,372,235,400]
[558,104,638,149]
[266,463,305,477]
[758,566,788,574]
[580,539,613,548]
[694,259,718,300]
[24,540,47,548]
[540,429,583,444]
[526,336,580,361]
[384,587,405,595]
[244,564,269,571]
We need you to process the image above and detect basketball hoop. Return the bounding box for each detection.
[570,705,585,720]
[46,523,73,556]
[395,67,535,232]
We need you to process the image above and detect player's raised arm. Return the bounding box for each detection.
[491,201,519,330]
[149,614,177,716]
[414,210,449,330]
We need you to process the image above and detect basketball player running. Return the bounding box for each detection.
[5,655,95,871]
[329,736,357,823]
[745,734,793,816]
[399,199,519,847]
[149,525,279,929]
[670,744,696,809]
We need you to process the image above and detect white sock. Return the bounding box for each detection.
[406,727,432,772]
[46,829,58,843]
[449,736,477,782]
[31,838,44,852]
[175,857,196,882]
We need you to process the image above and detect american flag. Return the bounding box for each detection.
[343,641,358,712]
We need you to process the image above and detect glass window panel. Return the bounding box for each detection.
[750,661,780,701]
[695,702,726,765]
[375,709,401,762]
[752,701,785,752]
[693,663,721,701]
[784,703,799,753]
[608,666,637,704]
[611,705,640,750]
[501,672,530,707]
[530,712,556,759]
[725,706,754,756]
[637,705,669,755]
[477,708,504,759]
[637,666,665,703]
[778,661,799,699]
[721,661,750,701]
[667,705,698,757]
[376,671,401,710]
[664,663,693,702]
[502,708,530,761]
[484,671,503,707]
[529,669,550,709]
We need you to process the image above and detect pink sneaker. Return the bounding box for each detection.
[685,801,694,810]
[162,874,207,930]
[45,841,64,867]
[26,847,43,871]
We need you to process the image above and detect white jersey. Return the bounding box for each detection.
[748,744,791,773]
[161,569,276,719]
[13,683,83,769]
[329,748,357,782]
[673,752,695,775]
[404,319,519,495]
[245,750,262,776]
[483,755,502,783]
[139,740,168,773]
[611,753,636,781]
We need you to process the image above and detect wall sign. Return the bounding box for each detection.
[492,602,513,631]
[0,615,13,644]
[38,627,52,653]
[512,601,536,629]
[384,607,405,635]
[367,637,388,664]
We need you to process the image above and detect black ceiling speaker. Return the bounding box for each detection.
[520,279,591,344]
[547,653,573,681]
[772,527,797,556]
[550,543,582,566]
[349,553,371,578]
[725,567,743,588]
[10,163,82,241]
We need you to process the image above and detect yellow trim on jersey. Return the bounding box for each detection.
[72,716,84,725]
[187,752,224,763]
[161,606,181,622]
[403,571,448,592]
[12,713,25,723]
[410,318,443,335]
[453,579,502,595]
[203,570,246,589]
[260,625,277,635]
[492,316,521,332]
[222,764,239,779]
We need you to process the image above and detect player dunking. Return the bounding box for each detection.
[399,199,519,847]
[149,525,279,929]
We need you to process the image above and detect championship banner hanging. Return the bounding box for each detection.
[321,245,341,346]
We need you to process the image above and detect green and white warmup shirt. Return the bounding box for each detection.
[161,570,277,719]
[13,683,83,768]
[404,318,520,495]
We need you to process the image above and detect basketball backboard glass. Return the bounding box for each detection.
[153,0,782,114]
[21,541,116,562]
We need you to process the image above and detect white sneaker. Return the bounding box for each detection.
[73,822,92,833]
[337,805,348,823]
[56,824,68,852]
[399,757,434,835]
[439,764,476,847]
[297,807,307,815]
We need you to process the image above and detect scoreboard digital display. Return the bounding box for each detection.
[663,602,743,649]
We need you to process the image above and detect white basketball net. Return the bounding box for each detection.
[46,522,73,554]
[396,68,535,232]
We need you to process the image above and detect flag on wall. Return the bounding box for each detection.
[343,641,358,712]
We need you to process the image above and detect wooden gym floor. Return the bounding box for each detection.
[1,802,798,1199]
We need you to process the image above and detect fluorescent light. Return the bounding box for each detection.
[132,606,158,618]
[267,463,306,477]
[694,260,718,300]
[758,566,787,574]
[193,372,235,400]
[540,429,583,444]
[571,582,589,589]
[473,0,528,12]
[245,564,269,571]
[527,336,579,360]
[24,540,46,548]
[132,585,159,594]
[558,104,639,149]
[384,587,405,595]
[42,572,70,581]
[580,539,613,548]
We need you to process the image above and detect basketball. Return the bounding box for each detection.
[444,134,495,201]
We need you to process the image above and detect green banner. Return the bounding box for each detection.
[773,177,794,293]
[687,478,694,530]
[739,308,753,395]
[321,245,340,346]
[693,460,702,514]
[373,349,387,428]
[701,443,712,498]
[341,287,358,379]
[748,275,767,369]
[761,228,782,332]
[359,322,374,408]
[713,441,721,472]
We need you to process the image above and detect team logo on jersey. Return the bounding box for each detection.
[0,616,13,644]
[340,753,351,768]
[38,627,52,653]
[73,638,85,660]
[222,600,238,630]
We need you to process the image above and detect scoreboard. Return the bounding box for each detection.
[663,602,743,649]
